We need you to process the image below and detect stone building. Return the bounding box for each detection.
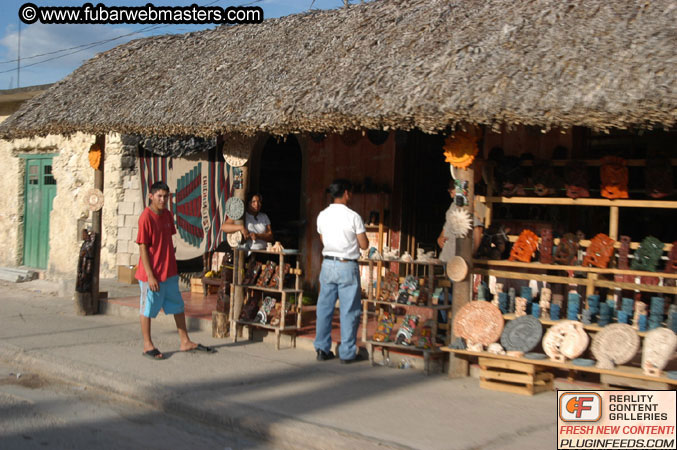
[0,86,144,285]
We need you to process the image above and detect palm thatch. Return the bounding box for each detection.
[1,0,675,139]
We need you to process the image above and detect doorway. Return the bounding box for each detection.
[256,136,303,249]
[22,155,57,269]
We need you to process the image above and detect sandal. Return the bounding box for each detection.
[143,348,165,360]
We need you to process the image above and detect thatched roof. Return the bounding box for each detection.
[1,0,675,139]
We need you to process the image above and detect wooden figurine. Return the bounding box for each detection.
[542,320,590,362]
[582,233,615,268]
[539,228,553,264]
[631,236,664,272]
[509,229,539,262]
[540,288,552,320]
[564,160,590,198]
[665,241,677,274]
[554,233,579,265]
[618,236,631,270]
[515,297,527,317]
[600,156,629,199]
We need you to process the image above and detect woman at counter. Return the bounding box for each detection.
[221,193,273,250]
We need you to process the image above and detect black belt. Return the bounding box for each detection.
[324,256,357,262]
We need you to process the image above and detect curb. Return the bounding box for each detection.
[0,342,408,450]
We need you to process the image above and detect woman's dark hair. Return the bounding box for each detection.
[150,181,170,194]
[326,179,352,198]
[246,193,263,205]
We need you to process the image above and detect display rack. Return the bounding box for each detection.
[230,248,303,350]
[361,258,452,374]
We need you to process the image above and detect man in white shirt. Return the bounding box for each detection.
[314,179,369,363]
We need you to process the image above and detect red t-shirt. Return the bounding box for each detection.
[135,207,178,283]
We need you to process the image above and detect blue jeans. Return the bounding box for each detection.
[314,259,361,360]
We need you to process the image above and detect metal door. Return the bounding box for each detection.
[23,157,56,268]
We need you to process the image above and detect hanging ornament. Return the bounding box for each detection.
[222,134,255,167]
[83,188,104,211]
[88,143,102,170]
[443,130,479,170]
[445,208,472,239]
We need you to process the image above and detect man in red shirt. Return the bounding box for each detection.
[136,181,215,360]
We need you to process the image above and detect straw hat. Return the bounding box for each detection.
[446,256,468,282]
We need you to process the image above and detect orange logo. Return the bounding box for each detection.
[559,392,602,422]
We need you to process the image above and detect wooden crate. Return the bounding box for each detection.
[190,277,219,294]
[601,373,669,390]
[479,357,554,396]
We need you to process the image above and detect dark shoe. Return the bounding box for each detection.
[340,353,366,364]
[316,349,335,361]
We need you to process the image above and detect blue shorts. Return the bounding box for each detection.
[139,275,185,318]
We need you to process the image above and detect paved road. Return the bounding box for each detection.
[0,361,268,450]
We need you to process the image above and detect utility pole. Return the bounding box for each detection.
[17,18,21,87]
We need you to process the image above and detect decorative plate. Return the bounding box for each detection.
[222,134,254,167]
[542,320,589,360]
[225,197,245,220]
[500,315,543,353]
[446,256,468,282]
[572,358,596,367]
[453,301,504,346]
[226,231,243,248]
[83,188,104,211]
[590,323,639,368]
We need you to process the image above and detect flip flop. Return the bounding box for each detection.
[185,343,217,354]
[143,348,164,360]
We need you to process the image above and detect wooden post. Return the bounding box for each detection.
[609,206,619,240]
[448,162,474,378]
[91,135,105,314]
[232,165,248,330]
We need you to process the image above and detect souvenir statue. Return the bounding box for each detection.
[509,229,539,262]
[582,233,615,268]
[642,328,677,376]
[515,297,527,317]
[539,288,552,320]
[539,228,554,264]
[542,320,589,362]
[553,233,579,265]
[645,156,674,199]
[496,156,526,197]
[665,242,677,274]
[240,296,260,321]
[631,236,664,272]
[487,343,506,355]
[618,236,631,270]
[373,312,395,342]
[500,315,543,353]
[532,160,559,196]
[395,314,420,346]
[476,224,510,260]
[416,320,434,349]
[600,156,629,199]
[76,230,96,294]
[633,302,647,330]
[564,160,590,198]
[254,296,277,324]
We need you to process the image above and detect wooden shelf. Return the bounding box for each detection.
[478,196,677,209]
[359,258,444,266]
[234,320,299,332]
[442,348,677,385]
[234,247,300,255]
[517,158,677,167]
[237,284,301,294]
[473,259,677,279]
[363,299,452,310]
[366,340,445,354]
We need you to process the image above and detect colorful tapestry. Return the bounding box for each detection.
[138,146,234,260]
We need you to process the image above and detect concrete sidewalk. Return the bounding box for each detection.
[0,279,570,450]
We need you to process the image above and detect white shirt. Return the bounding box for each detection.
[244,212,271,250]
[316,203,366,260]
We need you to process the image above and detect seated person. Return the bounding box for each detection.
[221,193,273,250]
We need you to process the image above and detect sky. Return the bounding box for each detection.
[0,0,348,90]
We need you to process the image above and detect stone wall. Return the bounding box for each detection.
[0,132,136,283]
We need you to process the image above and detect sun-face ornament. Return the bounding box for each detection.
[443,130,479,170]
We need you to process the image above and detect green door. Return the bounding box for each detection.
[23,156,56,269]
